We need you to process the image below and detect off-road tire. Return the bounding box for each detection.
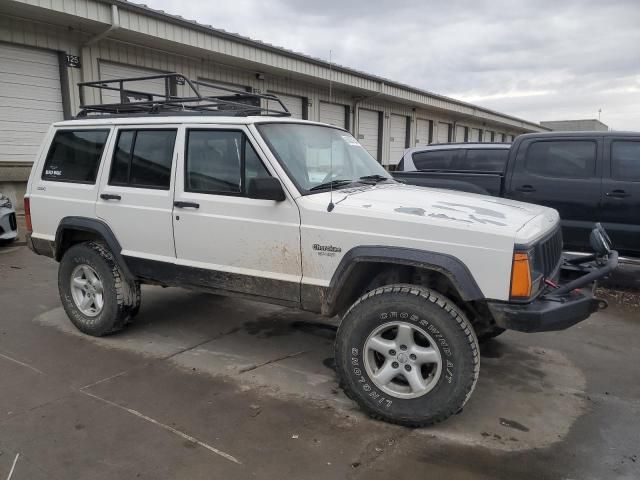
[58,241,138,336]
[334,284,480,427]
[127,281,142,320]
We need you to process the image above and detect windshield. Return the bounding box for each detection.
[257,123,392,193]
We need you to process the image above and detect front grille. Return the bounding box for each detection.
[536,227,563,278]
[9,212,17,231]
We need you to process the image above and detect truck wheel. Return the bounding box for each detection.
[334,284,480,427]
[58,241,136,336]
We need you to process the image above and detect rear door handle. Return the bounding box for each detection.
[605,190,630,198]
[100,193,121,201]
[515,184,536,193]
[174,201,200,209]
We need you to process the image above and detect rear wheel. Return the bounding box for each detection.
[335,284,480,427]
[58,241,138,336]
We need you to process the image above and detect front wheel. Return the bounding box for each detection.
[334,284,480,427]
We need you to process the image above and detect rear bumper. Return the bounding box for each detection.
[26,233,55,258]
[488,251,618,333]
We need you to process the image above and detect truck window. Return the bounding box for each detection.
[109,129,177,189]
[412,150,458,170]
[461,149,508,172]
[41,130,109,183]
[525,141,596,178]
[185,130,270,195]
[611,141,640,181]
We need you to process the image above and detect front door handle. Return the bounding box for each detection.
[100,193,121,201]
[174,201,200,209]
[605,189,630,198]
[516,184,536,193]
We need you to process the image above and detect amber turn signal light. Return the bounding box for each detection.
[510,252,532,298]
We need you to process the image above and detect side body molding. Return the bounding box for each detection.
[321,246,485,316]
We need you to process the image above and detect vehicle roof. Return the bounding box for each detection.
[52,116,334,128]
[405,142,511,155]
[518,131,640,138]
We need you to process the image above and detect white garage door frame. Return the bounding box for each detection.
[319,101,348,129]
[389,114,409,166]
[455,125,468,142]
[357,108,382,162]
[415,118,432,146]
[0,42,65,165]
[267,92,306,119]
[437,122,452,143]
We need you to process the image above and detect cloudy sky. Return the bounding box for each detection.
[144,0,640,130]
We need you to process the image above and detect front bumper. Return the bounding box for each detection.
[0,208,18,241]
[488,251,618,333]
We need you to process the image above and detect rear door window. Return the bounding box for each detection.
[109,129,177,189]
[611,141,640,181]
[42,130,110,183]
[412,150,459,170]
[524,141,596,178]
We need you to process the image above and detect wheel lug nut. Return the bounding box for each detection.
[404,365,412,372]
[392,362,399,368]
[400,345,407,351]
[389,349,396,356]
[410,354,416,360]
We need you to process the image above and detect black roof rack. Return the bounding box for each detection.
[77,73,291,118]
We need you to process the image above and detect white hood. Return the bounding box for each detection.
[305,183,559,242]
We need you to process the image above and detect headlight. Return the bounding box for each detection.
[0,195,12,209]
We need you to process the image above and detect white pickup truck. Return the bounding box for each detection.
[25,74,617,426]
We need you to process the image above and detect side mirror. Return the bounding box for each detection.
[247,177,286,201]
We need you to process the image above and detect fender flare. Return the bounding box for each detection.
[323,246,485,316]
[55,216,134,281]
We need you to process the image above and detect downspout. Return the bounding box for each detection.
[84,4,120,46]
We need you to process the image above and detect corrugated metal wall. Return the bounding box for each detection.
[0,2,527,169]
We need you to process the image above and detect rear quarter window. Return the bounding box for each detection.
[41,130,110,183]
[411,149,458,170]
[461,149,509,172]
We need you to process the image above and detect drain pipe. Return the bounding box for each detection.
[84,4,120,46]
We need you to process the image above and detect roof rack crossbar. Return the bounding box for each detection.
[77,73,291,118]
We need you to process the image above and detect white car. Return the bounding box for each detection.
[25,74,617,426]
[0,194,18,244]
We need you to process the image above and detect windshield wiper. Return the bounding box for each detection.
[359,174,393,184]
[309,179,354,191]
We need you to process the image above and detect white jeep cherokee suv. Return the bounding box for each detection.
[25,74,617,426]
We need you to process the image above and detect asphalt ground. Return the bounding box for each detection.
[0,244,639,479]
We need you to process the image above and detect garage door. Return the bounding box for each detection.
[99,62,167,104]
[415,119,431,146]
[319,102,347,129]
[266,92,304,119]
[437,122,451,143]
[357,109,380,161]
[389,114,408,165]
[483,130,493,142]
[470,128,481,142]
[197,78,247,97]
[455,125,467,142]
[0,43,64,163]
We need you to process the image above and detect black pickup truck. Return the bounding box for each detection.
[394,132,640,259]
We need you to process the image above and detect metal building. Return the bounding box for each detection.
[540,119,609,132]
[0,0,547,207]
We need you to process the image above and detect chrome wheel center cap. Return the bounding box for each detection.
[397,353,408,364]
